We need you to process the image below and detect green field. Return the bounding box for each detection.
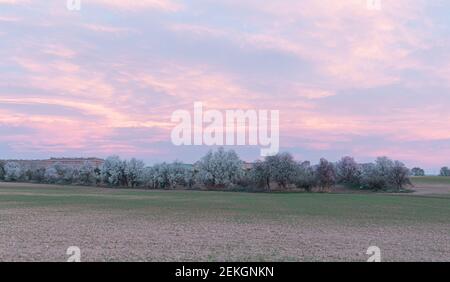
[0,181,449,261]
[0,183,449,224]
[411,176,450,185]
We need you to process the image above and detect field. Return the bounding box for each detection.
[410,176,450,196]
[0,178,449,262]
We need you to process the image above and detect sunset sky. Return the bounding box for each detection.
[1,0,450,172]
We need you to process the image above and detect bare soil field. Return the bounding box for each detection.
[0,181,449,262]
[410,177,450,196]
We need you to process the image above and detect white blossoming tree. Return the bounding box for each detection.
[4,161,23,182]
[196,148,243,188]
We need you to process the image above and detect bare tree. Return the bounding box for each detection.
[390,160,411,191]
[360,163,386,191]
[361,157,412,191]
[79,161,96,186]
[315,158,336,192]
[249,160,271,191]
[294,161,316,192]
[44,166,59,184]
[411,167,425,177]
[248,153,297,191]
[336,156,361,185]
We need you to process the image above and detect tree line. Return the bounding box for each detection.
[410,166,450,177]
[0,148,418,192]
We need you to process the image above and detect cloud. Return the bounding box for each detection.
[0,16,21,22]
[81,23,136,34]
[1,0,450,169]
[168,0,432,89]
[89,0,182,12]
[42,44,77,59]
[0,0,29,4]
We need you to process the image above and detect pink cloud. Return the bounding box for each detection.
[89,0,182,12]
[1,0,450,168]
[0,15,21,22]
[42,44,77,59]
[0,0,29,4]
[81,23,136,34]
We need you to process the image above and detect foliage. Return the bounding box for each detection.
[195,148,243,188]
[0,152,414,193]
[336,156,361,185]
[315,158,336,192]
[411,167,425,177]
[0,160,5,181]
[361,157,411,191]
[4,162,23,182]
[440,167,450,177]
[101,156,127,187]
[293,161,317,192]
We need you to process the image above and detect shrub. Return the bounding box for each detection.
[142,162,194,189]
[78,161,96,186]
[44,166,59,184]
[29,167,46,183]
[0,160,5,181]
[293,161,316,192]
[360,163,386,191]
[440,167,450,177]
[360,157,411,191]
[248,160,270,191]
[4,162,23,182]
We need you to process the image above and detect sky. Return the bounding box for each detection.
[0,0,450,173]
